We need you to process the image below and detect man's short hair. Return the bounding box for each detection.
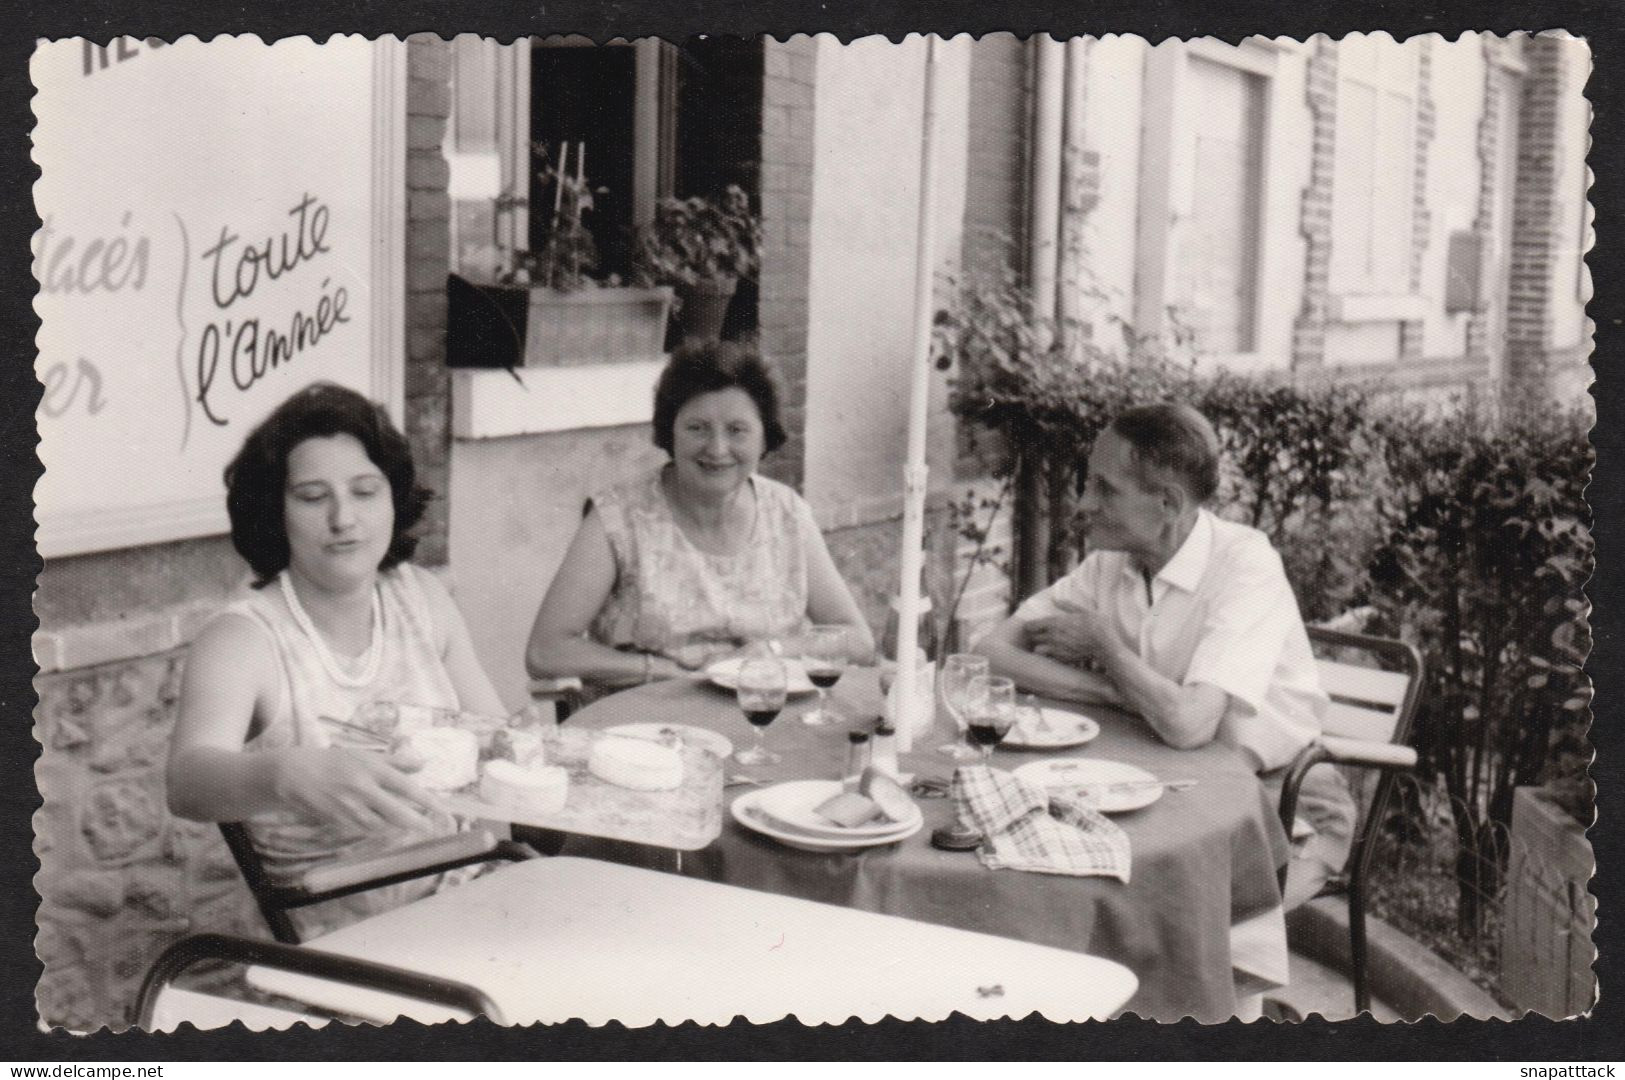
[1108,402,1221,503]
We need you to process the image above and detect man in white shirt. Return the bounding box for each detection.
[975,402,1354,909]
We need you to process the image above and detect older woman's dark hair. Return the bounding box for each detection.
[224,382,430,587]
[1108,402,1222,504]
[652,341,788,456]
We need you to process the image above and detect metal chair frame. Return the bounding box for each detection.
[219,822,537,945]
[1279,625,1425,1015]
[136,931,502,1028]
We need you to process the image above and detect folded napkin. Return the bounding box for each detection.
[951,765,1131,882]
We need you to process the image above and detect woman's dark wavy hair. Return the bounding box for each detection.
[651,340,788,456]
[224,382,431,588]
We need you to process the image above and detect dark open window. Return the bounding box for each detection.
[529,38,764,338]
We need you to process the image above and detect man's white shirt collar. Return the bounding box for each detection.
[1117,508,1215,600]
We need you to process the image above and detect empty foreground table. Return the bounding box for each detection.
[248,856,1138,1026]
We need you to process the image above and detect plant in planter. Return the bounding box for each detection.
[497,144,601,292]
[446,141,672,371]
[633,184,761,345]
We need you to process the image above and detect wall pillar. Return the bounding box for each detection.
[1292,37,1338,375]
[758,36,816,491]
[404,34,454,564]
[1504,34,1573,407]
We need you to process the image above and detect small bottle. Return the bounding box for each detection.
[843,731,871,790]
[871,719,900,780]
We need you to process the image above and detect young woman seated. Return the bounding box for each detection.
[168,383,506,937]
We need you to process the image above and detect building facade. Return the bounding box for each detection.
[31,32,1590,1029]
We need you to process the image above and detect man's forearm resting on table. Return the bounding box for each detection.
[976,631,1123,706]
[1092,640,1226,751]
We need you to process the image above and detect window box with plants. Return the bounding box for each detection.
[632,184,761,346]
[447,142,673,371]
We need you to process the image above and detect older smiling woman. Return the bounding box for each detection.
[527,341,874,696]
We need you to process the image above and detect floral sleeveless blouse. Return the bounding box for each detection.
[590,467,815,664]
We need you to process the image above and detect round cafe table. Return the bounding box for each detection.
[562,668,1290,1022]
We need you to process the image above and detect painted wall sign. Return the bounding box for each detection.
[32,36,404,557]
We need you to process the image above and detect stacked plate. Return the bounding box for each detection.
[732,779,924,852]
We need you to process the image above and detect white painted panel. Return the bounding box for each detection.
[451,361,667,439]
[33,36,403,557]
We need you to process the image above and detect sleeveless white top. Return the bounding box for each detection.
[213,563,464,937]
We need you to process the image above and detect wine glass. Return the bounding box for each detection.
[963,675,1017,762]
[799,625,849,727]
[937,653,991,760]
[733,654,788,766]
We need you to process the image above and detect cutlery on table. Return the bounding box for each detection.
[1060,777,1198,793]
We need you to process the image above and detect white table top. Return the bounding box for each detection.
[249,856,1138,1027]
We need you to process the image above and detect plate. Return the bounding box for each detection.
[749,779,922,839]
[603,722,734,761]
[706,656,817,696]
[1012,758,1164,813]
[1000,707,1102,750]
[731,786,923,852]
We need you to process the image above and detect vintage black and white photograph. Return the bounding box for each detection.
[29,30,1594,1034]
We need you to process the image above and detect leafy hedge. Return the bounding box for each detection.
[940,273,1594,916]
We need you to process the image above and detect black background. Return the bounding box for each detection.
[3,0,1620,1062]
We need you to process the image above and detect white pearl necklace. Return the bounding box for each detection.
[279,571,385,688]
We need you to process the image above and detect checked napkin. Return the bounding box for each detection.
[951,765,1132,882]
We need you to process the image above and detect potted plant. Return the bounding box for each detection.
[633,184,761,345]
[447,141,672,371]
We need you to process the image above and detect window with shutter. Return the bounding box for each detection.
[1330,35,1421,300]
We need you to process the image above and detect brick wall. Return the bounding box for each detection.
[963,34,1029,279]
[955,35,1029,489]
[758,37,816,491]
[1504,35,1571,405]
[1292,38,1338,374]
[404,34,455,565]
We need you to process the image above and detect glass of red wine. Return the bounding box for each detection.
[734,655,788,766]
[963,675,1017,762]
[799,625,849,726]
[938,653,991,760]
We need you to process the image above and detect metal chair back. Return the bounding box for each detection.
[218,822,535,945]
[137,932,501,1030]
[1311,627,1423,748]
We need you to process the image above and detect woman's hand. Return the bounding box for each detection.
[270,746,445,832]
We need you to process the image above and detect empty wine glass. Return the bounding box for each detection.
[937,653,991,760]
[963,675,1017,762]
[733,654,788,766]
[799,625,849,726]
